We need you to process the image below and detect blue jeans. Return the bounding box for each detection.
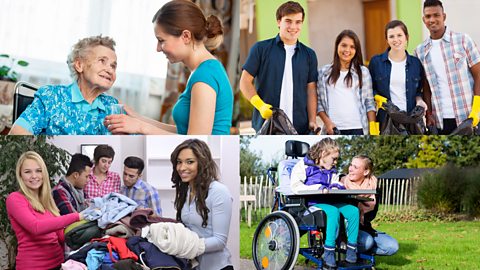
[357,230,399,255]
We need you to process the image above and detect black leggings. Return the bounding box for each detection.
[221,266,234,270]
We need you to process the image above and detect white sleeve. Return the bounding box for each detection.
[290,160,323,194]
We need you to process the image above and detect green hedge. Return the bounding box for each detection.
[417,165,480,216]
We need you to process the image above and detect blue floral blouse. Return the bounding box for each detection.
[14,82,118,135]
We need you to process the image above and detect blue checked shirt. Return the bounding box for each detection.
[317,64,376,134]
[121,179,162,216]
[14,82,118,135]
[415,27,480,129]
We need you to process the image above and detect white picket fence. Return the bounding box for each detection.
[240,175,421,223]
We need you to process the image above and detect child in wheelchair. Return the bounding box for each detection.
[290,138,360,268]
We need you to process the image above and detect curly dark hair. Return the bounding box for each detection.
[170,139,218,227]
[308,137,340,164]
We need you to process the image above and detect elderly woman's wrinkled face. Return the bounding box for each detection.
[76,45,117,91]
[154,23,189,63]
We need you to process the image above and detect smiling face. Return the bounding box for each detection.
[154,23,189,64]
[337,37,356,68]
[423,6,446,39]
[348,158,369,182]
[318,150,339,170]
[76,45,117,91]
[176,148,199,184]
[20,158,43,192]
[277,12,303,45]
[387,26,408,52]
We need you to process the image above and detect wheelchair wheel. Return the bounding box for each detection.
[252,211,300,270]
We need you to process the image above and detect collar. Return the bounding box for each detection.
[275,34,299,50]
[380,48,413,65]
[425,26,451,48]
[132,179,144,189]
[70,82,106,111]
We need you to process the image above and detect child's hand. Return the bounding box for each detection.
[329,183,346,190]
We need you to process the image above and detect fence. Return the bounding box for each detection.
[240,175,421,223]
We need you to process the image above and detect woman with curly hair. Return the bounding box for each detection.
[170,139,233,270]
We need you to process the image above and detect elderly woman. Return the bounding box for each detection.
[9,35,119,135]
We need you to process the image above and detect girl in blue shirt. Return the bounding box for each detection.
[105,0,233,135]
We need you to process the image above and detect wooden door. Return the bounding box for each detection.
[363,0,391,62]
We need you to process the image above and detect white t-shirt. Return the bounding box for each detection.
[430,39,455,118]
[327,70,363,130]
[389,57,407,112]
[279,44,296,123]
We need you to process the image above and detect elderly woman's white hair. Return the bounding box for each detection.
[66,35,116,81]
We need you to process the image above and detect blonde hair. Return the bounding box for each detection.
[352,155,374,178]
[16,151,60,216]
[308,137,340,164]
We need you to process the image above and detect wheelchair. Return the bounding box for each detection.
[251,140,376,270]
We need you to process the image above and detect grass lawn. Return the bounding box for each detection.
[241,220,480,269]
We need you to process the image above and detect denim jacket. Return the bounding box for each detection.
[368,49,425,123]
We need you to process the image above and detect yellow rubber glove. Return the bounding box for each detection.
[369,121,380,135]
[250,95,273,119]
[374,95,388,110]
[468,95,480,127]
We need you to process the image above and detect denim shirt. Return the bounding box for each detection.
[368,49,425,123]
[242,34,318,134]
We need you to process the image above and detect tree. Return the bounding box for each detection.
[406,135,447,168]
[240,136,267,180]
[0,136,70,269]
[336,136,420,175]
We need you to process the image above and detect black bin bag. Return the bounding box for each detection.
[257,108,298,135]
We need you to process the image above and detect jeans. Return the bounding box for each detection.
[439,118,457,134]
[357,230,399,255]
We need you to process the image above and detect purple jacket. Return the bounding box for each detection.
[303,156,338,188]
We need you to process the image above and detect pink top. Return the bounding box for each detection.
[6,191,80,270]
[342,175,378,224]
[84,167,121,199]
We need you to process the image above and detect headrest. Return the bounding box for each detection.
[285,140,310,158]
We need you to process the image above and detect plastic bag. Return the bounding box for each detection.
[381,101,426,135]
[257,108,298,135]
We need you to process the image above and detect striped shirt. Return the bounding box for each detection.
[121,179,162,216]
[84,168,121,199]
[415,27,480,129]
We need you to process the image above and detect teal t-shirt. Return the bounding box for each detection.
[172,59,233,135]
